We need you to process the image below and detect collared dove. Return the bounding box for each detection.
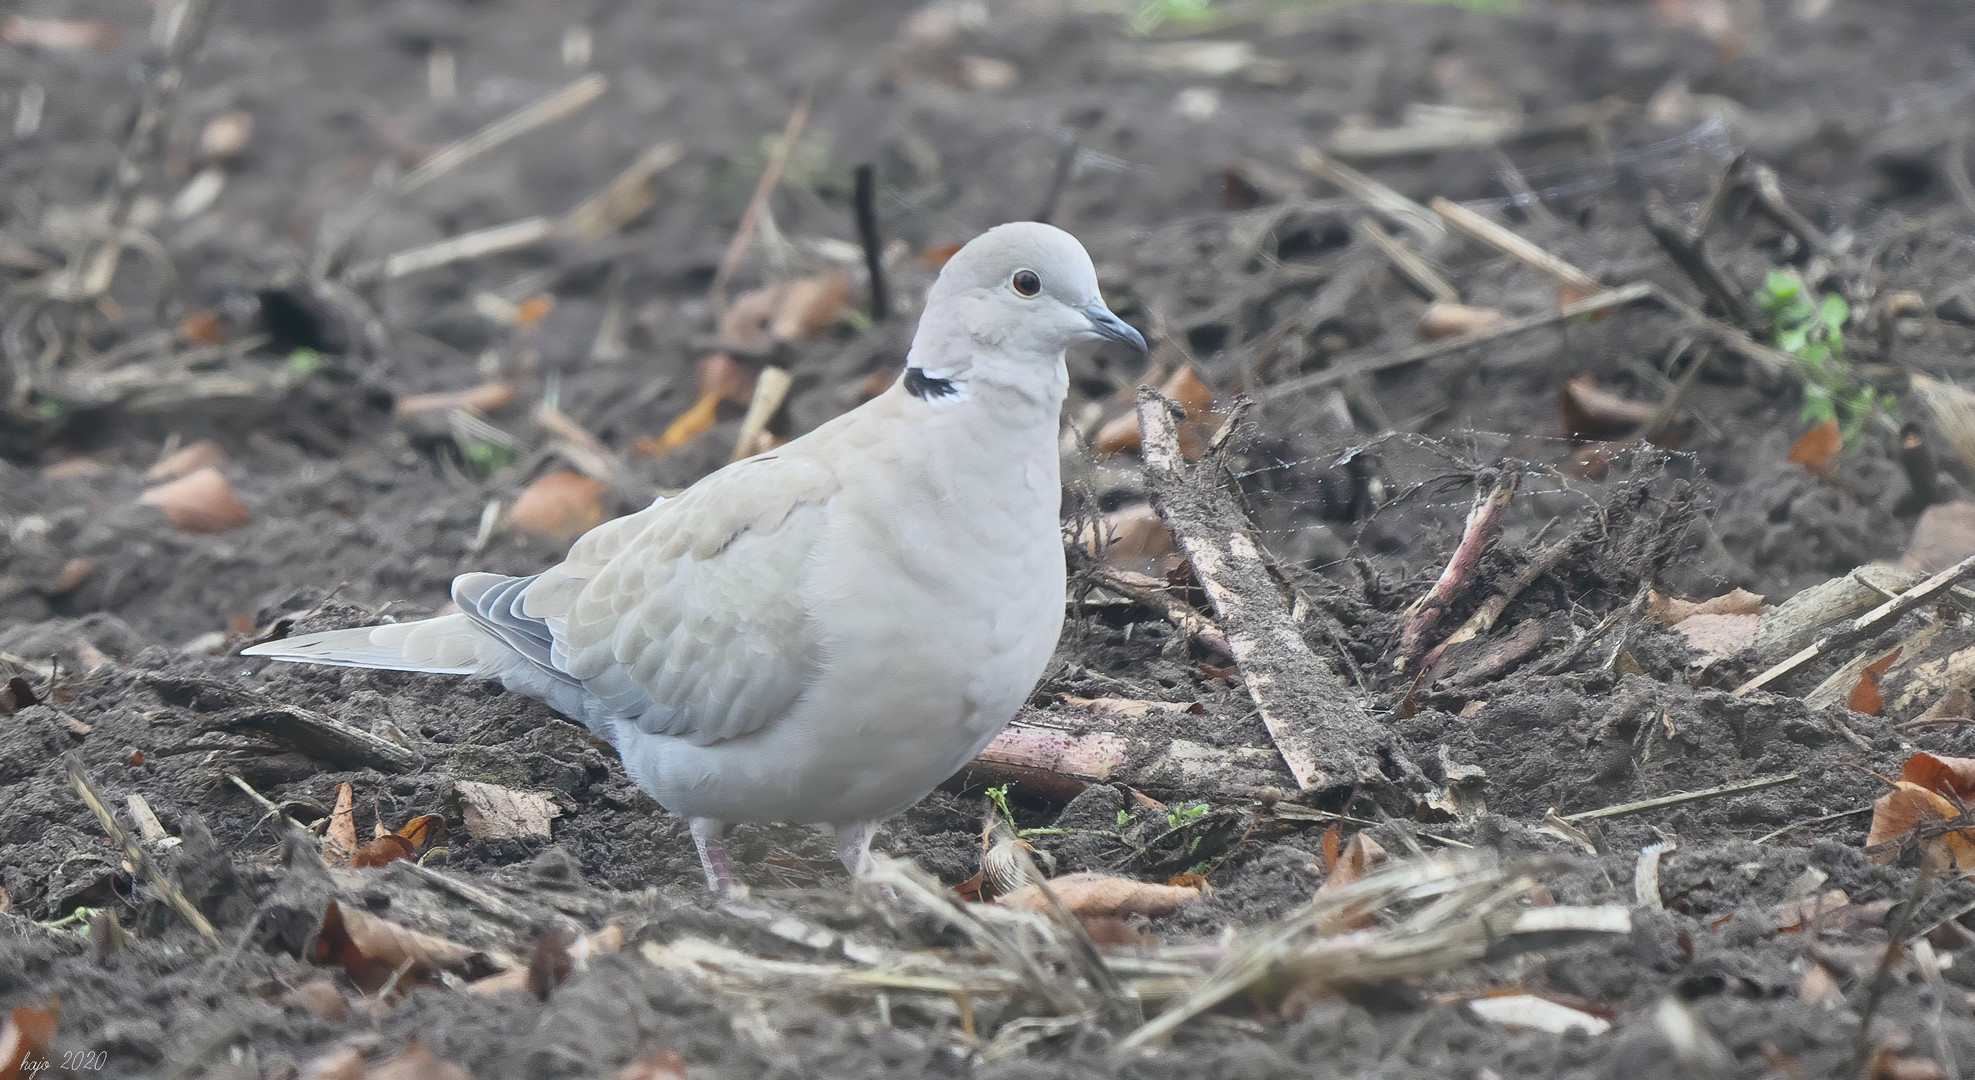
[243,221,1146,893]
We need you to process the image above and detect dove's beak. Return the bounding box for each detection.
[1082,303,1148,354]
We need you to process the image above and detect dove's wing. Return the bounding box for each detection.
[469,454,841,746]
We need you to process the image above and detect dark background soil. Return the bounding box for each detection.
[6,0,1975,1076]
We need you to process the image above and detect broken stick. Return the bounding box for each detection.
[1734,553,1975,697]
[962,714,1296,803]
[1397,469,1519,670]
[68,757,219,942]
[1134,388,1406,792]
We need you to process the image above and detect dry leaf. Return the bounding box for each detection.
[1095,366,1218,457]
[1466,993,1611,1036]
[1902,753,1975,799]
[176,310,230,345]
[147,439,230,482]
[513,295,556,330]
[719,285,787,351]
[393,383,517,418]
[350,834,415,869]
[1650,588,1765,626]
[1900,501,1975,575]
[1868,1048,1948,1080]
[617,1048,690,1080]
[1,14,115,50]
[0,1003,59,1080]
[139,466,251,533]
[1559,376,1659,441]
[47,556,98,595]
[697,353,759,404]
[1674,612,1760,665]
[637,393,722,460]
[1417,301,1508,342]
[1911,688,1974,727]
[279,977,352,1022]
[1798,962,1841,1006]
[323,782,356,867]
[771,272,852,340]
[312,900,478,993]
[454,780,561,840]
[1865,781,1975,871]
[508,472,604,543]
[1848,648,1903,716]
[995,871,1205,919]
[1314,831,1386,916]
[918,243,964,270]
[297,1045,367,1080]
[199,111,255,162]
[1789,418,1843,476]
[395,813,445,850]
[1771,888,1889,935]
[366,1044,473,1080]
[467,924,625,996]
[1075,504,1176,568]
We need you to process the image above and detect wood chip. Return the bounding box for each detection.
[454,780,561,840]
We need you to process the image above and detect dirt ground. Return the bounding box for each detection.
[7,0,1975,1076]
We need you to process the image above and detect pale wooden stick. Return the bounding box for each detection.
[711,93,814,312]
[400,74,608,195]
[1734,554,1975,697]
[1299,146,1443,246]
[730,366,792,463]
[1354,218,1457,303]
[1428,196,1602,297]
[68,758,219,942]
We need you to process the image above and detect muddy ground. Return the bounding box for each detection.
[7,0,1975,1076]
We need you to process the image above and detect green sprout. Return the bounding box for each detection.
[1116,808,1133,828]
[1754,268,1893,449]
[287,347,323,377]
[462,441,517,478]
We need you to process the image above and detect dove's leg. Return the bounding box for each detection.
[690,818,737,894]
[832,819,880,879]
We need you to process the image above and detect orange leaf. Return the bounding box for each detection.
[995,871,1205,919]
[176,310,230,346]
[636,393,722,460]
[696,353,758,405]
[394,382,517,418]
[1848,648,1902,716]
[1789,418,1842,475]
[0,1003,59,1080]
[323,782,357,867]
[1902,753,1975,800]
[508,472,604,543]
[395,813,445,850]
[918,243,964,270]
[138,467,251,533]
[512,295,555,329]
[1865,781,1975,872]
[1095,365,1219,457]
[1321,823,1342,875]
[350,834,414,869]
[1317,833,1386,893]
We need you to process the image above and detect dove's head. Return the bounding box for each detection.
[907,222,1145,403]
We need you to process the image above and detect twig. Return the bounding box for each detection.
[711,92,814,313]
[965,718,1296,803]
[1849,866,1935,1077]
[1428,196,1603,298]
[349,217,557,285]
[1397,469,1519,669]
[1084,564,1233,658]
[1258,282,1655,401]
[1752,806,1872,845]
[401,74,609,195]
[1488,148,1560,229]
[1642,193,1754,328]
[1423,522,1588,670]
[67,756,219,942]
[1734,553,1975,697]
[1560,772,1799,822]
[1353,218,1457,303]
[1743,163,1836,259]
[564,141,684,243]
[151,674,420,772]
[852,164,890,321]
[1298,146,1443,246]
[730,366,792,463]
[1033,134,1080,226]
[1136,389,1408,792]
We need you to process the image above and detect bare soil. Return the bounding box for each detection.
[7,0,1975,1077]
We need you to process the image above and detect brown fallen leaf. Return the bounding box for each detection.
[1074,504,1176,568]
[1908,688,1974,728]
[1865,781,1975,872]
[1095,365,1218,457]
[508,472,604,543]
[1901,501,1975,575]
[1798,961,1841,1007]
[139,466,251,533]
[512,295,556,331]
[312,900,479,993]
[1848,648,1903,716]
[1417,301,1508,342]
[278,977,352,1022]
[1648,588,1765,625]
[617,1048,690,1080]
[919,243,965,270]
[1559,376,1661,441]
[297,1045,366,1080]
[147,439,230,482]
[350,834,414,869]
[0,1003,58,1080]
[47,556,98,595]
[1770,888,1889,935]
[1901,753,1975,800]
[771,272,852,340]
[323,782,357,867]
[367,1044,473,1080]
[1,14,115,50]
[454,780,561,840]
[393,382,517,418]
[176,310,230,346]
[1316,832,1386,894]
[1789,418,1843,477]
[467,924,625,996]
[395,813,445,850]
[995,871,1205,919]
[697,353,759,405]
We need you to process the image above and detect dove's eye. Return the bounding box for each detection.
[1010,269,1041,297]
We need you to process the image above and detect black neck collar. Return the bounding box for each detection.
[904,367,959,401]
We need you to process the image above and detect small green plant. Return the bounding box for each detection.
[462,441,517,478]
[1116,808,1133,828]
[985,783,1014,823]
[1164,800,1210,832]
[287,347,323,377]
[1755,268,1893,448]
[1127,0,1213,34]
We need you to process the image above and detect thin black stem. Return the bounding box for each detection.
[852,163,889,322]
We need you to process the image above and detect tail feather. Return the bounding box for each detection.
[240,613,485,675]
